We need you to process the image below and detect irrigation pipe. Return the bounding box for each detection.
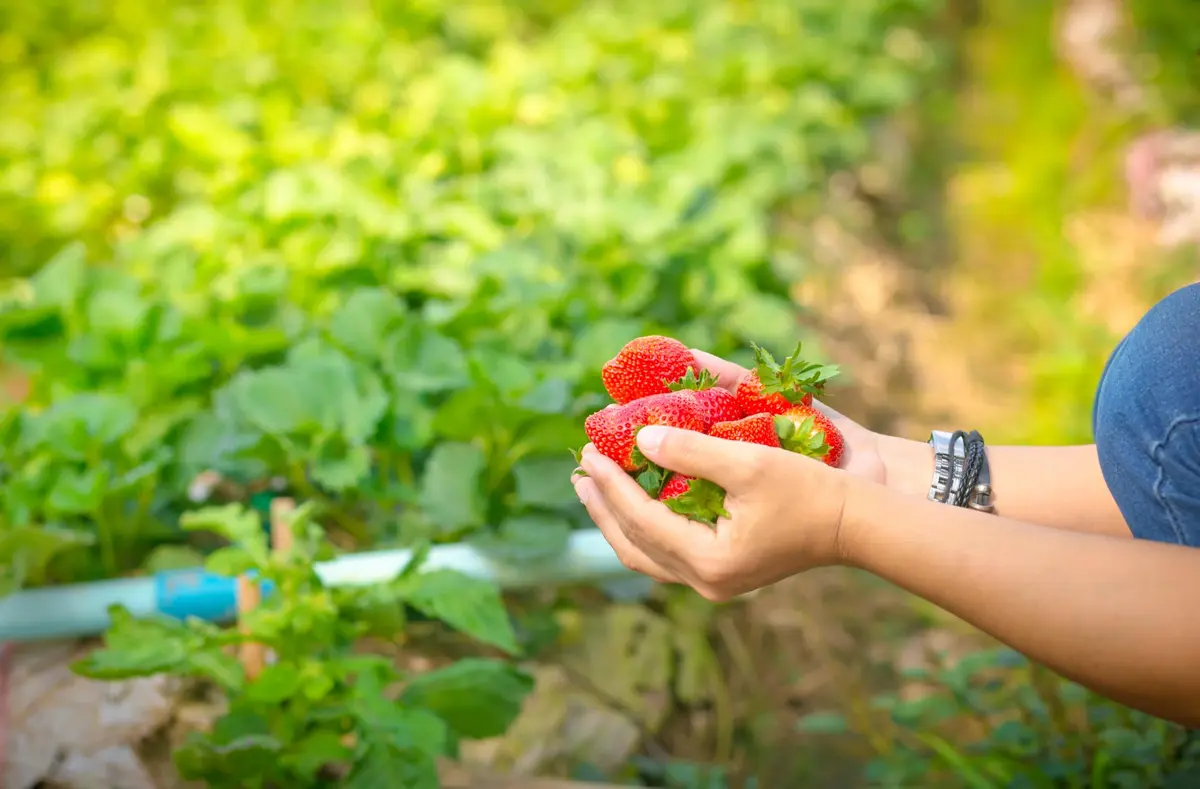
[0,529,641,642]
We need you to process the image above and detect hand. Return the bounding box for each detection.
[690,350,887,484]
[573,424,850,601]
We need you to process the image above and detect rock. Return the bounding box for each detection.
[3,640,182,789]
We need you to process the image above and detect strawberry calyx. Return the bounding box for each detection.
[629,426,670,495]
[751,341,839,404]
[667,367,721,392]
[569,446,589,478]
[660,476,730,527]
[773,414,830,459]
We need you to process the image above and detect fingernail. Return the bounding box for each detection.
[638,426,666,454]
[575,481,590,505]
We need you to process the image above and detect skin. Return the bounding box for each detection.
[573,350,1200,728]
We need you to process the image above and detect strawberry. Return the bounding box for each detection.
[658,474,696,501]
[583,390,707,473]
[601,335,697,405]
[776,404,845,467]
[708,413,783,448]
[658,474,730,527]
[708,410,843,466]
[667,367,742,428]
[734,341,839,416]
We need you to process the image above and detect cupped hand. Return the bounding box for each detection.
[573,425,850,601]
[690,349,887,484]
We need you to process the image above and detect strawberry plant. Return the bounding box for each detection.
[0,0,939,592]
[72,502,533,788]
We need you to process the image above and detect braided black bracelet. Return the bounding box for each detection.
[947,430,984,508]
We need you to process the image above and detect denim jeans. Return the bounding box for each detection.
[1094,282,1200,546]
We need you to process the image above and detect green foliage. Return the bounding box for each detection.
[0,0,938,590]
[1126,1,1200,124]
[798,648,1200,788]
[72,503,533,788]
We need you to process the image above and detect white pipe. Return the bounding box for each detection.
[0,529,634,641]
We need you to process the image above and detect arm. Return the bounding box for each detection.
[876,436,1131,538]
[839,478,1200,727]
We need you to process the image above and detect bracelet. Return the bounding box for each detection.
[927,430,995,513]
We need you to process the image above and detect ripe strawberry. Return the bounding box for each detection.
[584,390,707,472]
[708,413,783,448]
[601,336,697,405]
[734,341,839,416]
[657,474,730,527]
[776,404,845,467]
[657,474,696,501]
[667,367,742,428]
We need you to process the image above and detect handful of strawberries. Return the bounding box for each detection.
[578,335,844,526]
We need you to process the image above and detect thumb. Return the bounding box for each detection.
[636,425,765,489]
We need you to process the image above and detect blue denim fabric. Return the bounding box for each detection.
[1093,282,1200,545]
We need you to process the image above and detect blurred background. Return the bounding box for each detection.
[1,0,1199,787]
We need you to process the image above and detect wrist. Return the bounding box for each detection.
[834,474,894,569]
[876,434,934,498]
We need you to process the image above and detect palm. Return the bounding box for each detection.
[690,350,886,484]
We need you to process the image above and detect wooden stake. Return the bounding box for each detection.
[235,574,265,680]
[236,497,297,680]
[270,497,296,554]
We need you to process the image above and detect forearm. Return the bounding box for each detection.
[877,436,1130,537]
[839,479,1200,727]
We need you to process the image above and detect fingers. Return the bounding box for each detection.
[578,446,718,569]
[689,349,748,392]
[634,425,769,489]
[573,476,678,583]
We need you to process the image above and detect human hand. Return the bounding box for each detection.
[689,349,887,484]
[573,423,850,601]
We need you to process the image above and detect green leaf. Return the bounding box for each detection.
[345,741,440,789]
[518,378,571,414]
[281,730,354,778]
[511,455,581,510]
[34,393,138,459]
[661,478,730,527]
[87,288,149,337]
[223,349,387,443]
[400,658,534,740]
[141,545,206,573]
[350,690,447,789]
[328,288,406,361]
[203,546,258,577]
[71,607,193,679]
[181,505,270,567]
[246,663,303,705]
[395,570,519,655]
[796,710,850,735]
[417,443,487,534]
[45,465,108,515]
[383,325,470,393]
[174,733,285,784]
[0,525,93,595]
[311,436,372,491]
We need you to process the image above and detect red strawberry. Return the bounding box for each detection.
[776,404,845,467]
[734,341,839,416]
[584,390,707,472]
[658,474,696,501]
[707,414,783,448]
[657,474,730,527]
[601,336,697,405]
[667,367,742,428]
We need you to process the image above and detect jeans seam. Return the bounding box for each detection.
[1151,415,1200,548]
